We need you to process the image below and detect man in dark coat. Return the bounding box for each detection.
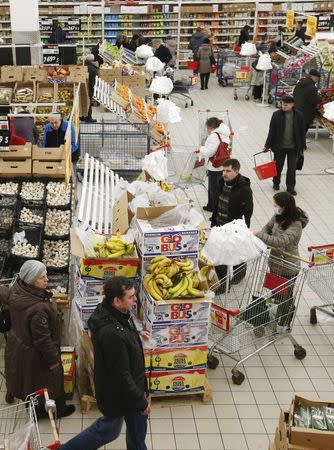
[293,69,321,134]
[152,39,172,65]
[264,95,306,195]
[60,277,150,450]
[211,158,254,286]
[188,27,207,55]
[79,53,98,123]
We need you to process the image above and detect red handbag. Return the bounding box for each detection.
[211,64,217,73]
[209,133,230,168]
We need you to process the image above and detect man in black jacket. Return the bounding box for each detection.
[264,95,306,195]
[152,39,172,65]
[211,158,253,285]
[60,277,150,450]
[293,69,321,134]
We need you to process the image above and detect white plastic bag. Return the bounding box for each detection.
[129,193,150,214]
[256,52,272,71]
[240,42,257,56]
[145,56,165,73]
[156,98,181,123]
[149,204,191,227]
[202,219,266,266]
[323,101,334,121]
[7,422,33,450]
[142,150,169,181]
[149,76,174,95]
[135,44,154,60]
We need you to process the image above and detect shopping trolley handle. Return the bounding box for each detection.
[267,245,311,265]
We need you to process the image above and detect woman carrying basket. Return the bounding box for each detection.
[199,117,231,213]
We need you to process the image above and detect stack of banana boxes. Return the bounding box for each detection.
[135,221,212,396]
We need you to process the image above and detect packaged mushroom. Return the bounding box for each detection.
[14,87,34,103]
[0,182,19,196]
[0,86,13,104]
[0,238,11,254]
[11,227,41,260]
[44,209,70,237]
[12,241,39,259]
[19,207,44,226]
[43,240,69,269]
[20,181,45,203]
[46,182,70,208]
[0,207,14,230]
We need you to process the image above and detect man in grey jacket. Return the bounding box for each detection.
[188,27,206,56]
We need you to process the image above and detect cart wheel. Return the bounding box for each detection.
[245,95,250,101]
[5,392,14,404]
[232,370,245,385]
[254,326,265,338]
[234,95,238,101]
[207,355,219,370]
[275,102,280,108]
[191,100,194,106]
[310,307,317,325]
[219,78,227,87]
[268,95,274,104]
[294,346,307,360]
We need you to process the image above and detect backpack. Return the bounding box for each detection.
[209,132,230,168]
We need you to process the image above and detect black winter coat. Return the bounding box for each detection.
[265,109,306,156]
[87,62,99,98]
[88,302,148,418]
[155,45,172,65]
[211,174,253,228]
[293,76,321,124]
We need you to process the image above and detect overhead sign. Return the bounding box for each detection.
[306,16,318,38]
[286,10,295,31]
[40,18,53,32]
[42,45,60,66]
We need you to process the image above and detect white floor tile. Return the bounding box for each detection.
[198,433,224,450]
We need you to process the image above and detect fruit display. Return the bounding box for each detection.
[147,104,157,120]
[143,256,207,301]
[37,91,54,103]
[93,234,135,258]
[37,106,52,123]
[47,67,70,80]
[154,122,165,135]
[115,82,130,102]
[131,95,148,122]
[14,87,34,103]
[0,87,13,105]
[104,42,121,60]
[58,86,74,104]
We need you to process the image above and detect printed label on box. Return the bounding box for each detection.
[151,346,208,370]
[148,368,206,394]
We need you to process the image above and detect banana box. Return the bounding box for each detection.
[79,255,139,280]
[75,264,105,297]
[144,349,152,370]
[151,346,208,371]
[141,287,211,324]
[143,316,209,347]
[135,221,199,256]
[148,368,206,394]
[61,349,76,398]
[140,252,198,277]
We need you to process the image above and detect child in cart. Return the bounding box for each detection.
[254,192,308,327]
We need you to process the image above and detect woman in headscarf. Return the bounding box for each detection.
[4,260,75,418]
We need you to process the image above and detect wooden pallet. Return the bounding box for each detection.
[149,378,212,408]
[81,394,97,414]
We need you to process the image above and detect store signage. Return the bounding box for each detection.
[0,119,10,151]
[306,16,318,38]
[286,10,295,31]
[40,18,53,32]
[42,45,60,66]
[317,13,331,31]
[67,18,81,32]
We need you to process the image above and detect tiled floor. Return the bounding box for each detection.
[2,78,334,449]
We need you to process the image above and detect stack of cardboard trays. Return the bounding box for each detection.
[0,144,32,177]
[32,144,66,178]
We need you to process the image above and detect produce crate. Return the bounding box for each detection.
[57,83,75,104]
[1,66,23,82]
[32,160,66,179]
[44,208,71,240]
[42,239,70,273]
[46,180,72,210]
[18,204,45,227]
[0,159,32,178]
[0,144,32,161]
[0,194,17,207]
[0,180,21,196]
[32,145,65,161]
[110,81,131,109]
[36,82,56,103]
[0,237,11,255]
[0,204,16,237]
[23,67,48,82]
[10,224,42,262]
[19,180,46,206]
[13,81,36,103]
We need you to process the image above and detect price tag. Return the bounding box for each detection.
[0,119,10,150]
[67,18,81,32]
[40,18,53,32]
[43,45,60,66]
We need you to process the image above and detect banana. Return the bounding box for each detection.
[155,274,173,288]
[153,259,171,275]
[143,274,152,292]
[150,255,170,264]
[176,258,194,272]
[192,272,200,288]
[167,275,185,296]
[186,276,204,297]
[148,279,163,301]
[176,276,189,297]
[107,249,126,258]
[165,263,179,278]
[199,265,212,281]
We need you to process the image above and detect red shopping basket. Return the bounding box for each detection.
[187,60,199,70]
[253,151,277,180]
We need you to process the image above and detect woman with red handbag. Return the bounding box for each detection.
[199,117,231,212]
[196,38,216,90]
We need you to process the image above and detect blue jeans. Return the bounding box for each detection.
[60,412,148,450]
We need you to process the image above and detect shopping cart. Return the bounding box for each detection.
[168,74,198,108]
[168,145,207,192]
[216,49,240,86]
[198,109,234,153]
[0,389,60,449]
[307,244,334,324]
[207,250,308,385]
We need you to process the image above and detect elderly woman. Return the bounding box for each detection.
[4,260,75,418]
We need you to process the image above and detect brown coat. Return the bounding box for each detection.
[5,280,64,400]
[196,43,214,74]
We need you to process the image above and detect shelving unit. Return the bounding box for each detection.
[0,1,11,43]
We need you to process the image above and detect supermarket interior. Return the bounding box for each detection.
[1,0,334,449]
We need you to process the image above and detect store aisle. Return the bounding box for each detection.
[1,81,334,450]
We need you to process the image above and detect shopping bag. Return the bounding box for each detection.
[156,98,181,123]
[187,60,199,70]
[209,133,230,168]
[135,44,154,60]
[240,42,257,56]
[211,64,217,74]
[256,52,272,71]
[296,153,304,171]
[149,76,174,95]
[323,101,334,121]
[142,150,169,181]
[146,56,165,73]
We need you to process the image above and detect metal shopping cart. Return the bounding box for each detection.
[207,250,308,385]
[0,389,60,449]
[168,145,207,192]
[198,109,234,152]
[233,64,252,101]
[168,74,198,108]
[307,244,334,324]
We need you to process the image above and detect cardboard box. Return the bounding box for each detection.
[148,368,206,395]
[135,220,199,256]
[150,346,208,371]
[112,191,134,234]
[14,81,36,102]
[1,66,23,82]
[61,350,76,397]
[32,160,65,178]
[0,143,32,160]
[32,145,65,161]
[75,269,104,298]
[0,158,31,177]
[140,252,198,277]
[36,82,56,102]
[100,67,123,84]
[81,331,94,369]
[24,67,48,82]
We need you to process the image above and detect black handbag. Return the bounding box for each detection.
[296,153,304,171]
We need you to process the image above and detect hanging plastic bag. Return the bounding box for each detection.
[135,44,154,60]
[142,150,169,181]
[149,204,191,227]
[149,76,174,95]
[201,219,266,266]
[240,42,257,56]
[156,98,181,123]
[256,52,272,71]
[323,101,334,121]
[146,56,165,73]
[129,194,150,214]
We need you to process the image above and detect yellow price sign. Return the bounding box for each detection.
[286,10,295,31]
[306,16,318,38]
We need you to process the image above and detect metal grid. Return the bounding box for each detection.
[79,121,151,178]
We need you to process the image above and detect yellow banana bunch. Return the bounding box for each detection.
[175,258,194,272]
[159,181,173,192]
[144,272,204,301]
[94,235,135,258]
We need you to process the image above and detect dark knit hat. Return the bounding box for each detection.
[281,95,294,104]
[309,68,321,77]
